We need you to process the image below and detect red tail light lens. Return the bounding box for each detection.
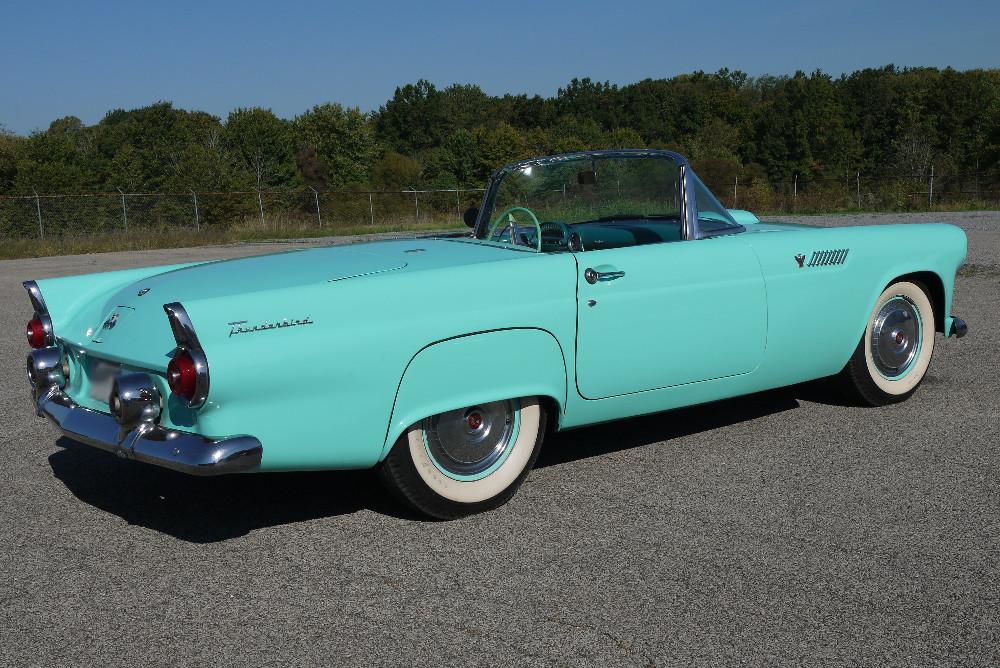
[167,350,197,400]
[27,317,47,349]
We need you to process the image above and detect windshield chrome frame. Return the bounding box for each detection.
[473,149,738,243]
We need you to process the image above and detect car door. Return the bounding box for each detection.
[575,234,767,399]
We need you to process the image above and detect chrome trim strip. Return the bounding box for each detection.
[22,280,55,346]
[22,280,48,315]
[679,162,698,241]
[36,387,262,476]
[162,302,210,408]
[163,302,203,349]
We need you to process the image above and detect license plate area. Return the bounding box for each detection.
[87,357,123,403]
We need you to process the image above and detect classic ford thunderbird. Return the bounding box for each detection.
[23,150,968,518]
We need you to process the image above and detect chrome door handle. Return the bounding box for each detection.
[584,268,626,284]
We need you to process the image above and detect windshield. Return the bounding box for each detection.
[475,153,739,251]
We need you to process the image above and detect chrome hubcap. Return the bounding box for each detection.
[424,400,515,476]
[871,296,920,378]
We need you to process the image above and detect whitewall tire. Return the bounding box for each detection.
[841,280,935,405]
[379,397,546,519]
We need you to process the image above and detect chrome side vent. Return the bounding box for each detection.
[807,249,849,267]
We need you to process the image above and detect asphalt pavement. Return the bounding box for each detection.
[1,212,997,666]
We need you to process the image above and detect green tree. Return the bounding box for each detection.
[223,107,295,189]
[472,122,529,180]
[436,129,480,186]
[375,80,446,154]
[0,127,25,192]
[93,103,225,190]
[371,151,422,190]
[293,103,378,187]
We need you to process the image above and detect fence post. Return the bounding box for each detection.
[190,190,200,230]
[733,176,738,207]
[368,192,374,226]
[856,172,861,209]
[929,165,934,208]
[455,189,461,221]
[257,190,266,227]
[409,186,419,224]
[309,186,322,227]
[32,188,43,239]
[118,188,128,233]
[975,160,980,201]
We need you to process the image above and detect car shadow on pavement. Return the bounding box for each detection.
[47,380,848,542]
[48,439,421,543]
[535,380,845,468]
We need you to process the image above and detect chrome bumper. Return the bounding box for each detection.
[35,386,263,476]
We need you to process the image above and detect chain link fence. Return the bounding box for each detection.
[714,170,1000,214]
[2,172,998,240]
[0,188,487,239]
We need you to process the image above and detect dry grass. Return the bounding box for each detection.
[0,216,466,260]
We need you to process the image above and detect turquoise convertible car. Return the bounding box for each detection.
[24,150,968,518]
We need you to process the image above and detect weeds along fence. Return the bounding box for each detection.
[0,188,486,239]
[718,169,1000,214]
[2,171,999,239]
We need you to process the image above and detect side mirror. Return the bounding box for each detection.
[463,207,479,228]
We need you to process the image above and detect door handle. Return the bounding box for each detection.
[584,268,626,284]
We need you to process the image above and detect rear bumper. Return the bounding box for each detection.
[35,386,263,476]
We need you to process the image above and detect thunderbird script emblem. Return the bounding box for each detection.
[137,288,150,296]
[102,313,119,330]
[228,317,314,338]
[794,254,806,268]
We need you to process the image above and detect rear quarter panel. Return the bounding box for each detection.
[179,249,578,471]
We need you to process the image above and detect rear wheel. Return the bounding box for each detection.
[840,280,935,406]
[378,397,546,519]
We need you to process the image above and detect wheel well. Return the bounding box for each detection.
[891,271,945,332]
[537,395,562,434]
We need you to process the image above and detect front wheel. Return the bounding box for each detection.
[378,397,546,519]
[839,280,935,406]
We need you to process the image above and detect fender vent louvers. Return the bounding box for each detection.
[807,248,849,267]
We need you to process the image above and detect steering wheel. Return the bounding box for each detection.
[487,206,543,252]
[539,221,571,249]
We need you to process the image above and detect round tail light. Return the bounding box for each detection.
[167,350,197,400]
[27,317,47,349]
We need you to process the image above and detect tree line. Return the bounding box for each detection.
[1,65,998,205]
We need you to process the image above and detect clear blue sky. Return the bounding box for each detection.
[2,0,997,135]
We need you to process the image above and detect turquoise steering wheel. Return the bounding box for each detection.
[487,206,542,252]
